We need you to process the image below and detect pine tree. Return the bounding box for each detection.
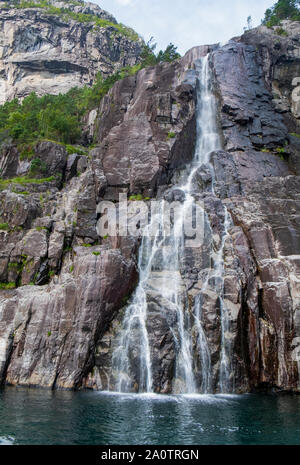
[263,0,300,26]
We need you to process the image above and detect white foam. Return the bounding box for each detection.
[96,391,246,404]
[0,436,14,445]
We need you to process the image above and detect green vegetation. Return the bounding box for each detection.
[129,194,151,201]
[129,194,144,201]
[0,282,16,290]
[0,11,181,189]
[82,243,92,248]
[167,131,176,139]
[8,262,20,270]
[0,90,85,146]
[0,176,55,190]
[290,132,300,138]
[261,146,288,160]
[69,265,74,273]
[0,64,157,151]
[0,223,9,230]
[19,144,35,160]
[65,144,87,156]
[140,38,181,67]
[263,0,300,27]
[47,331,52,337]
[29,158,48,176]
[0,33,180,157]
[13,190,29,195]
[276,26,289,35]
[92,251,101,256]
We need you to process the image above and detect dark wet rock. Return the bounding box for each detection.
[0,146,19,178]
[93,57,197,196]
[190,164,213,194]
[34,141,67,178]
[163,188,186,203]
[212,41,289,152]
[0,247,138,388]
[65,154,81,182]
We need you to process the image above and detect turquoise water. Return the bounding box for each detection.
[0,387,300,445]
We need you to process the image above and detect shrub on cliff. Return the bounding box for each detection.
[0,66,145,147]
[0,41,181,148]
[0,90,82,145]
[140,38,181,67]
[263,0,300,27]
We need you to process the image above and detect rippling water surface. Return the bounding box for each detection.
[0,387,300,445]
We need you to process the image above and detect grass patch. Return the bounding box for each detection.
[92,251,101,256]
[29,157,48,177]
[275,27,288,36]
[13,190,30,195]
[19,144,35,160]
[129,194,144,201]
[8,262,20,270]
[65,144,87,156]
[167,131,176,139]
[129,194,151,201]
[0,223,9,230]
[0,176,55,190]
[0,282,16,290]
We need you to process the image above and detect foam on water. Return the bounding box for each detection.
[98,390,239,405]
[0,436,14,445]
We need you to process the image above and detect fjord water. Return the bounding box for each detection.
[1,387,300,445]
[111,54,233,393]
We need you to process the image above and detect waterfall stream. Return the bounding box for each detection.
[110,55,233,394]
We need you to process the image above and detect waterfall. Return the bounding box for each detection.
[110,54,233,394]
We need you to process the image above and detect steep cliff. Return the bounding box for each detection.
[0,12,299,394]
[0,42,199,390]
[0,0,142,103]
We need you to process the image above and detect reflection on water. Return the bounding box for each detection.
[0,387,300,445]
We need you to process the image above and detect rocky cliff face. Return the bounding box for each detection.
[0,16,299,393]
[0,42,199,389]
[0,0,142,103]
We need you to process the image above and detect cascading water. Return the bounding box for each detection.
[110,54,234,394]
